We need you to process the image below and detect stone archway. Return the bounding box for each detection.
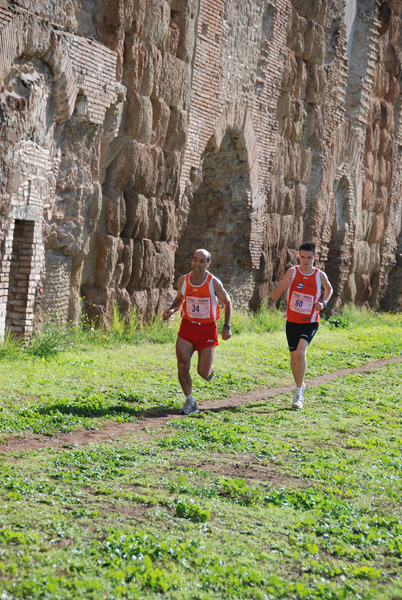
[175,129,255,307]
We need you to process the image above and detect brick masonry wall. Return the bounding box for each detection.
[5,219,35,335]
[1,0,402,340]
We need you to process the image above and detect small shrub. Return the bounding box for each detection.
[326,305,393,330]
[105,306,178,345]
[340,305,374,327]
[327,314,351,329]
[175,500,211,522]
[143,314,179,344]
[0,332,23,360]
[26,325,67,359]
[220,306,284,335]
[217,477,261,506]
[111,304,127,336]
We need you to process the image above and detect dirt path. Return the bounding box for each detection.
[1,355,401,454]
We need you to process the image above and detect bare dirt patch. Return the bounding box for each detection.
[1,355,401,454]
[97,500,153,522]
[172,454,307,488]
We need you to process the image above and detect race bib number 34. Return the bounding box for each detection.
[289,291,314,315]
[186,296,211,319]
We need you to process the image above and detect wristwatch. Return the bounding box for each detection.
[322,301,327,308]
[223,324,231,329]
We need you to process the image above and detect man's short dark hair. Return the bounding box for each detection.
[299,242,316,254]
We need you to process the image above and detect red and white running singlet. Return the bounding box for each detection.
[286,266,322,323]
[180,272,220,324]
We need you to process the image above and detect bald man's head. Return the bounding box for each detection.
[193,249,211,263]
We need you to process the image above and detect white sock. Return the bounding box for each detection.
[186,394,194,401]
[295,387,303,392]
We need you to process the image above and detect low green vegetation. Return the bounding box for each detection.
[0,306,402,599]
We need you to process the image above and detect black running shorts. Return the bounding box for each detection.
[286,321,319,352]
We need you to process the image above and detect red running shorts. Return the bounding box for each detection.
[178,319,219,351]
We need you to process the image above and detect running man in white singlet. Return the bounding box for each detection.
[271,242,333,410]
[163,249,232,415]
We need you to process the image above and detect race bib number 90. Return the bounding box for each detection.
[186,296,211,319]
[289,291,314,315]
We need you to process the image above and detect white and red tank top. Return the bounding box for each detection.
[181,272,220,324]
[286,266,322,323]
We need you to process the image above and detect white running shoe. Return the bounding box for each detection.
[292,384,306,410]
[292,392,304,410]
[181,399,200,415]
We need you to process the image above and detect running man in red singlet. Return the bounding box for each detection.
[271,242,333,410]
[163,249,232,415]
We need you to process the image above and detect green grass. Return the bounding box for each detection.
[0,306,401,436]
[0,307,402,598]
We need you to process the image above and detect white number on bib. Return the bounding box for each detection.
[289,291,314,315]
[186,296,210,319]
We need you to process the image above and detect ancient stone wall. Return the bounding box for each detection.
[0,0,402,339]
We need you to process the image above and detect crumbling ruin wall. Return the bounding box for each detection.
[1,0,402,339]
[253,0,402,313]
[0,2,123,336]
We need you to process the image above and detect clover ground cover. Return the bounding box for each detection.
[0,310,402,436]
[0,310,401,598]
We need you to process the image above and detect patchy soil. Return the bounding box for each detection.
[172,454,307,487]
[1,355,401,455]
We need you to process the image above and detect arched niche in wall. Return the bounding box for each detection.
[174,129,254,307]
[344,0,368,119]
[380,225,402,312]
[323,174,356,311]
[344,0,382,132]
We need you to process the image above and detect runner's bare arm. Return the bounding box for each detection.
[314,271,333,311]
[213,278,232,340]
[162,276,185,320]
[271,267,295,302]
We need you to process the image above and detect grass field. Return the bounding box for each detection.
[0,307,402,599]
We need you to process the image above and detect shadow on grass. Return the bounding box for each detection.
[239,405,294,413]
[200,405,244,414]
[35,399,294,422]
[142,404,261,419]
[36,403,143,419]
[141,406,182,418]
[136,404,294,419]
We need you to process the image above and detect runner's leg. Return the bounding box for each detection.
[176,336,195,396]
[197,345,215,380]
[290,338,309,388]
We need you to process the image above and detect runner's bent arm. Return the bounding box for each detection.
[162,276,185,320]
[271,267,295,302]
[213,278,232,340]
[314,272,333,312]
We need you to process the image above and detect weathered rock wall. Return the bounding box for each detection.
[0,0,401,338]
